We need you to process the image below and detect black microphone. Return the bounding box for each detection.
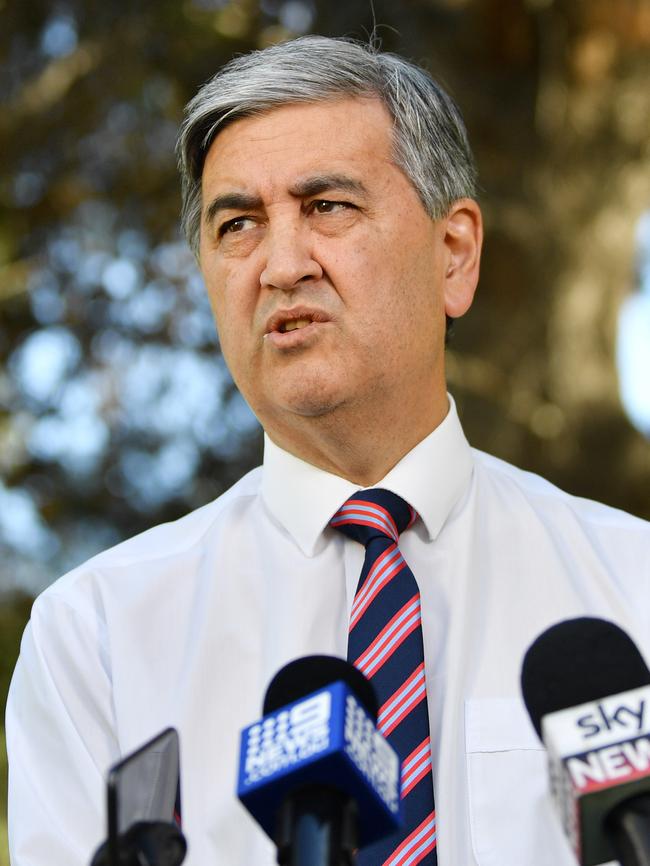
[521,617,650,866]
[90,728,186,866]
[237,655,402,866]
[91,822,186,866]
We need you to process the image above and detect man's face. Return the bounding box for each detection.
[198,97,464,439]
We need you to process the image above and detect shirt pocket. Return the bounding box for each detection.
[464,698,577,866]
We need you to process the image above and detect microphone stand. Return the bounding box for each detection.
[606,796,650,866]
[275,785,359,866]
[91,821,186,866]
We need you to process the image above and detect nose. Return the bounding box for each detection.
[259,221,323,291]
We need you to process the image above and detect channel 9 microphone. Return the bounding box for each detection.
[521,617,650,866]
[237,655,402,865]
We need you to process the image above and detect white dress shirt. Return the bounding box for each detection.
[6,398,650,866]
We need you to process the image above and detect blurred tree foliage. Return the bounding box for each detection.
[1,0,649,624]
[0,594,32,713]
[0,592,32,865]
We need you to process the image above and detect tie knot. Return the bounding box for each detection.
[330,488,417,546]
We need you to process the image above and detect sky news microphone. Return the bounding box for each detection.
[521,617,650,866]
[237,655,402,866]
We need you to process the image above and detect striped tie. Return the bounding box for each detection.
[331,489,437,866]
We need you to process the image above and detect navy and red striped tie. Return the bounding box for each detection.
[331,489,437,866]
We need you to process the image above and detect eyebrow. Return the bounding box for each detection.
[203,174,369,227]
[203,192,263,229]
[288,174,369,199]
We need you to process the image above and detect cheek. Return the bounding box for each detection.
[364,256,444,359]
[214,280,268,382]
[350,242,435,322]
[201,281,244,374]
[204,260,256,326]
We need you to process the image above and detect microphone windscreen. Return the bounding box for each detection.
[521,617,650,738]
[263,655,378,722]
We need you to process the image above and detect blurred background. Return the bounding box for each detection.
[1,0,649,860]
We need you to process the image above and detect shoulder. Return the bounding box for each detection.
[472,448,649,530]
[32,466,264,621]
[470,448,650,551]
[467,448,650,652]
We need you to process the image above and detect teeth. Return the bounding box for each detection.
[283,318,311,332]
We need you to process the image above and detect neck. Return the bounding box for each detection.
[263,392,450,486]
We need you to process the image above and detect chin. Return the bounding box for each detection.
[270,380,347,419]
[282,394,344,418]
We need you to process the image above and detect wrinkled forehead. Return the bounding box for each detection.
[200,98,399,199]
[196,94,395,181]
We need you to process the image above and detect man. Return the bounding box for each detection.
[7,35,650,866]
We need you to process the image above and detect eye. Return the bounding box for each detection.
[218,216,257,237]
[310,199,352,215]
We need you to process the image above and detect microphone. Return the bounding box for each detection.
[90,728,186,866]
[237,655,402,865]
[521,617,650,866]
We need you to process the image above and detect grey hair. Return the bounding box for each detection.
[176,35,477,258]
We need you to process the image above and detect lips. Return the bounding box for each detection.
[264,308,330,337]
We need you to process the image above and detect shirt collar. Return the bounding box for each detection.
[260,395,474,556]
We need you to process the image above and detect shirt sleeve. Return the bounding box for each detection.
[5,589,119,866]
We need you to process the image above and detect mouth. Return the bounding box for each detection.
[264,308,330,338]
[278,317,313,333]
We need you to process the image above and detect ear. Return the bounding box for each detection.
[442,198,483,318]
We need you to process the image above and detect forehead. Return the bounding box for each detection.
[201,97,398,195]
